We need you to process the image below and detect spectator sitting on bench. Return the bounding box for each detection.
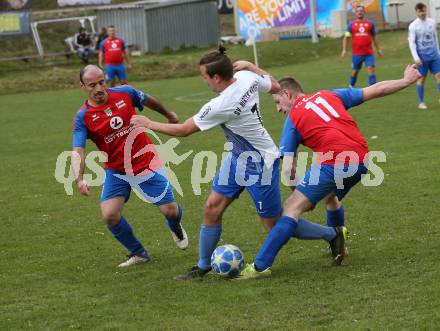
[75,28,94,64]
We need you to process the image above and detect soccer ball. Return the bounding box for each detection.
[211,244,245,278]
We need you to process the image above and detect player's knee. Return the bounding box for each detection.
[159,202,179,219]
[261,218,277,232]
[101,210,121,225]
[323,195,340,209]
[204,198,223,218]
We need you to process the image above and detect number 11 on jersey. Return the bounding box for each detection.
[305,96,340,122]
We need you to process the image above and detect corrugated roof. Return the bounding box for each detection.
[96,0,214,11]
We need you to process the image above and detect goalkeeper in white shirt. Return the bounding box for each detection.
[408,2,440,109]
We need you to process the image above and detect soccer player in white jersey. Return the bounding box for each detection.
[130,47,342,280]
[408,2,440,109]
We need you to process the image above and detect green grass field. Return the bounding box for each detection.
[1,32,440,330]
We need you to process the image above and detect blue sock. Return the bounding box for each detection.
[107,217,145,255]
[417,84,425,103]
[165,205,182,233]
[198,224,222,270]
[326,205,345,227]
[349,75,357,87]
[294,219,336,241]
[437,83,440,92]
[254,216,298,271]
[368,74,377,85]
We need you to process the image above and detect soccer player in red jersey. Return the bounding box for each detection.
[72,65,188,268]
[98,25,132,87]
[341,5,383,87]
[238,64,421,279]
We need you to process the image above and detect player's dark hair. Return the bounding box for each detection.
[415,2,426,10]
[279,77,304,94]
[108,24,115,29]
[80,65,104,83]
[199,45,233,80]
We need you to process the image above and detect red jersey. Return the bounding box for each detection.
[347,20,376,56]
[99,37,126,65]
[280,89,369,165]
[73,86,162,175]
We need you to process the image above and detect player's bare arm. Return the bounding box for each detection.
[130,116,200,137]
[144,96,179,123]
[124,49,132,70]
[341,34,349,57]
[362,65,421,101]
[72,147,90,196]
[373,35,383,57]
[233,60,281,94]
[281,154,297,191]
[98,51,103,68]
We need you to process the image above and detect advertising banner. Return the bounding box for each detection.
[237,0,339,40]
[0,11,29,36]
[218,0,233,14]
[348,0,381,13]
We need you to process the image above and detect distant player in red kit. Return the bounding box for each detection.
[72,65,188,268]
[99,25,132,87]
[237,64,421,279]
[341,5,383,87]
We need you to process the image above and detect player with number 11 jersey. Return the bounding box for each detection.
[283,89,369,167]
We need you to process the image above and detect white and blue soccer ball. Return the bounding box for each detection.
[211,244,245,278]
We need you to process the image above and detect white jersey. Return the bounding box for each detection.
[408,17,440,62]
[193,70,279,164]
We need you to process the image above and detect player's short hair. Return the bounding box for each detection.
[415,2,426,11]
[107,25,115,29]
[80,65,104,83]
[199,45,233,80]
[278,77,304,94]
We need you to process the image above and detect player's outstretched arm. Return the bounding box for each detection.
[233,60,281,94]
[362,65,421,102]
[131,115,200,137]
[144,96,179,124]
[72,147,90,196]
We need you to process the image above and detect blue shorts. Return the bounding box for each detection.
[296,164,368,205]
[101,168,175,205]
[352,55,375,70]
[105,64,127,81]
[418,58,440,76]
[212,155,282,218]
